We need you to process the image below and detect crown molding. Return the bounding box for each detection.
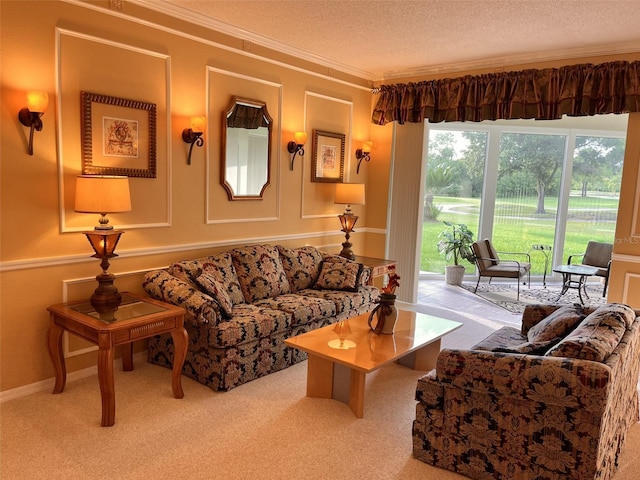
[380,42,640,81]
[129,0,375,81]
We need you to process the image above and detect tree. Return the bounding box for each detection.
[498,133,565,214]
[573,136,625,195]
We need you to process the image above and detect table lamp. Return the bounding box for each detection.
[75,175,131,321]
[334,183,365,260]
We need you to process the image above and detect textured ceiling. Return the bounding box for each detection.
[149,0,640,80]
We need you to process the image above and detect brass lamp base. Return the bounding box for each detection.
[339,241,356,260]
[91,271,122,322]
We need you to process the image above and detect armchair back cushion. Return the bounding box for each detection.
[583,241,613,271]
[472,240,494,270]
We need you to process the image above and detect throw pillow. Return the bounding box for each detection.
[314,261,362,292]
[200,252,245,305]
[527,304,585,343]
[193,273,234,318]
[276,245,324,292]
[545,304,629,362]
[231,245,291,303]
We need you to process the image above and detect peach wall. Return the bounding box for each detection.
[0,1,380,393]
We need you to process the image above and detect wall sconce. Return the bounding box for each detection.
[287,131,307,170]
[182,116,206,165]
[355,141,373,174]
[18,91,49,156]
[75,175,132,321]
[335,183,366,260]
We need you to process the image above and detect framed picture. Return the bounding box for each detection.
[311,129,345,183]
[81,91,157,178]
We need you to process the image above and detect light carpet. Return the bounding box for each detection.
[1,302,638,480]
[461,282,607,314]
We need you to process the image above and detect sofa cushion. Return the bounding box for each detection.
[314,261,363,292]
[492,339,558,355]
[277,245,324,292]
[299,286,379,316]
[193,273,234,318]
[471,326,527,351]
[231,245,291,303]
[545,303,632,362]
[207,304,292,348]
[527,304,584,343]
[253,294,336,326]
[169,252,244,305]
[200,252,245,305]
[167,260,203,290]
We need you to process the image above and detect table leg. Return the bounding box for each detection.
[306,355,334,398]
[170,327,188,399]
[122,342,134,372]
[97,335,116,427]
[398,339,441,371]
[577,275,589,304]
[47,321,66,394]
[555,273,570,302]
[348,369,366,418]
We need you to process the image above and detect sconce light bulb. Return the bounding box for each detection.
[362,141,372,153]
[294,131,307,145]
[26,91,49,113]
[190,116,206,133]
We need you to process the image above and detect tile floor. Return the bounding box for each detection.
[416,278,521,325]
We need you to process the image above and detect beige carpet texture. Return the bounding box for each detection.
[1,303,639,480]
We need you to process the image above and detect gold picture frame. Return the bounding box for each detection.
[81,91,157,178]
[311,129,345,183]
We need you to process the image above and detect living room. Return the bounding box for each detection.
[2,1,640,478]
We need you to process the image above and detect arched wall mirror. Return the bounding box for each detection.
[221,96,272,200]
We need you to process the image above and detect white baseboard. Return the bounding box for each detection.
[0,351,147,403]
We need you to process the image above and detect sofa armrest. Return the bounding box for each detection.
[436,348,611,411]
[415,370,443,407]
[143,269,222,326]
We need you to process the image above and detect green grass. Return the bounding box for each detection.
[421,195,617,274]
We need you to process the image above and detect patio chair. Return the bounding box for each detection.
[472,239,531,300]
[567,241,613,297]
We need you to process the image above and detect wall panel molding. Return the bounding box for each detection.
[55,27,172,233]
[205,67,282,224]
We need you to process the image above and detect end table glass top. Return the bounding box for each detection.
[70,293,167,323]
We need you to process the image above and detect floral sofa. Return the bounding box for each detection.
[413,303,640,480]
[143,244,378,391]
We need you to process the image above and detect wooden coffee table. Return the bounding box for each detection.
[285,310,462,418]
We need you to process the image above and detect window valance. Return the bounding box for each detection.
[371,60,640,125]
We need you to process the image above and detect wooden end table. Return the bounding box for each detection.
[358,256,397,286]
[285,310,461,418]
[47,292,187,427]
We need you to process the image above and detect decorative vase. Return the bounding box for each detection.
[445,265,465,286]
[368,293,398,335]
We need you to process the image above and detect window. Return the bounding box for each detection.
[421,116,627,280]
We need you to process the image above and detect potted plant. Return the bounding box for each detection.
[437,221,475,285]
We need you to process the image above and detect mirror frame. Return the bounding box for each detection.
[221,96,272,201]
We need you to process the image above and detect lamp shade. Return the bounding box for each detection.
[26,91,49,113]
[335,183,365,205]
[75,175,132,214]
[294,131,308,145]
[190,116,206,133]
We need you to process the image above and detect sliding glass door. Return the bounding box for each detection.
[420,117,627,281]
